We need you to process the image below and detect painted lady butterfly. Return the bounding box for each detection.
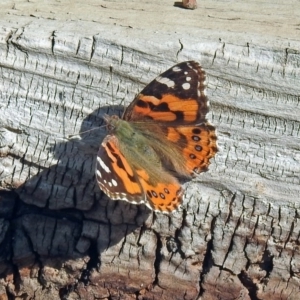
[96,61,217,212]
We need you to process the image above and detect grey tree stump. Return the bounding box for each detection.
[0,1,300,299]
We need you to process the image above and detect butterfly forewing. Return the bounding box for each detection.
[96,135,145,204]
[124,61,208,124]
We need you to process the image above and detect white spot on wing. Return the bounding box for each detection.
[172,66,181,72]
[182,83,190,90]
[97,157,111,173]
[186,76,191,81]
[110,192,131,201]
[112,179,118,186]
[156,76,175,88]
[96,170,102,178]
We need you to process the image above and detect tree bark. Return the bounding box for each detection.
[0,1,300,299]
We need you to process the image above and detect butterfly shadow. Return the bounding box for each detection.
[1,104,152,280]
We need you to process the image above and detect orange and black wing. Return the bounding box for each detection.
[123,61,209,124]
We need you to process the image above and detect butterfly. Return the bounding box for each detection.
[96,61,217,213]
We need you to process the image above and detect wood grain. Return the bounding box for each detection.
[0,0,299,299]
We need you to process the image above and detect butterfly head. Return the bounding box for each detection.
[103,114,138,145]
[103,114,119,133]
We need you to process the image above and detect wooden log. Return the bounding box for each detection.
[0,1,299,299]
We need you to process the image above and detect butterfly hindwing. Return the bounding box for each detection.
[96,135,183,212]
[165,123,218,176]
[134,168,183,212]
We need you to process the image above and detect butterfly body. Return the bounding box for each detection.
[106,116,164,181]
[96,61,217,212]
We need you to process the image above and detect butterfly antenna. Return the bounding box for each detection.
[67,125,106,139]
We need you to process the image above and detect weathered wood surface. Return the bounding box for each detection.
[0,0,300,299]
